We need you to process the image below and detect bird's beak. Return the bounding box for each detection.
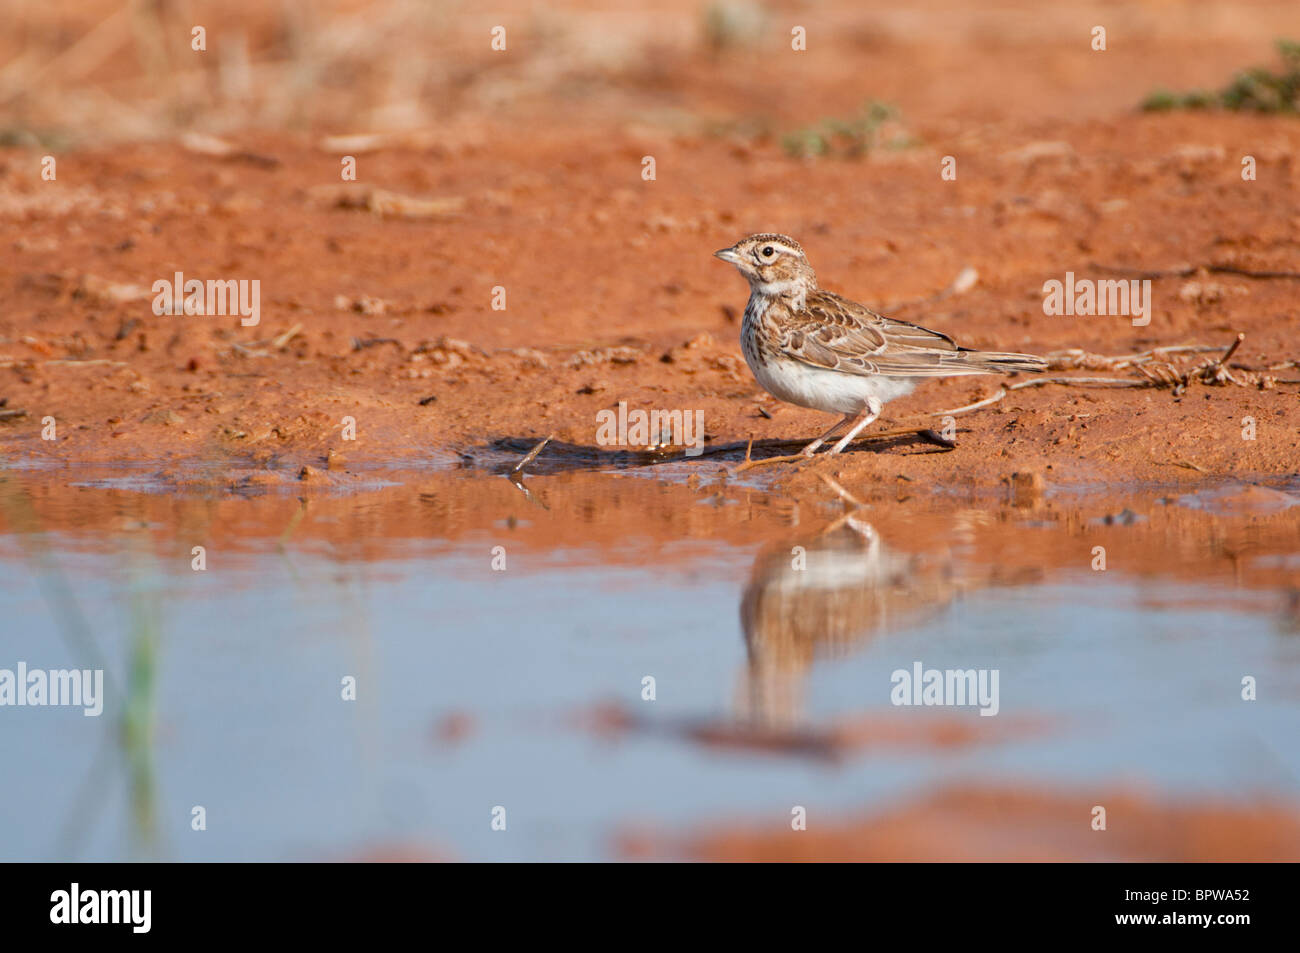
[714,247,742,265]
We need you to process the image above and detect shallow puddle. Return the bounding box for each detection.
[1,463,1298,860]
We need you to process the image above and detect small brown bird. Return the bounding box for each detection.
[738,516,952,726]
[715,233,1046,455]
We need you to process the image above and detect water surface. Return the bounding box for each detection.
[1,464,1298,860]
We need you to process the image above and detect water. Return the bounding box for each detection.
[1,463,1298,860]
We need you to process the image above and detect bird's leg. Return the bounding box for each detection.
[799,413,854,456]
[827,398,883,454]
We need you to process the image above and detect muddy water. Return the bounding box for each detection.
[1,460,1298,861]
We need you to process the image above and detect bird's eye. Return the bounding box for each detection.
[762,246,775,258]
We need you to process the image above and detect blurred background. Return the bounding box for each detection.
[3,0,1299,146]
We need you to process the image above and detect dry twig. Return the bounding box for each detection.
[819,474,866,507]
[511,434,554,476]
[933,333,1292,417]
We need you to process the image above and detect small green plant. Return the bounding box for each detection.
[1142,39,1300,114]
[782,101,909,158]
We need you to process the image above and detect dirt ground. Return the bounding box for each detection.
[1,0,1297,489]
[626,785,1300,861]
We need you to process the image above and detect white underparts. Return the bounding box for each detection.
[741,292,916,416]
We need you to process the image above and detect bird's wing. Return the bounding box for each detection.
[778,290,980,378]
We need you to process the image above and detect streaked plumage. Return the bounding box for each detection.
[715,233,1046,455]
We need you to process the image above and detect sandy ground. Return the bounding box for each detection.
[1,1,1298,488]
[627,785,1300,861]
[1,116,1296,489]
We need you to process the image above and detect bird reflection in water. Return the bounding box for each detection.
[738,514,957,728]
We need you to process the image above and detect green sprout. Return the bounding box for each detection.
[1142,39,1300,114]
[782,101,909,159]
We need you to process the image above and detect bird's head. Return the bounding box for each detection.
[714,234,817,297]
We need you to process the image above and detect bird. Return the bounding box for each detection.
[714,233,1046,455]
[738,516,953,726]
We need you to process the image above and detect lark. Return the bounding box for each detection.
[715,233,1046,455]
[739,517,956,726]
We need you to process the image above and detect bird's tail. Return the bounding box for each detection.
[957,349,1047,374]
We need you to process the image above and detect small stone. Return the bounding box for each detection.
[1010,471,1044,507]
